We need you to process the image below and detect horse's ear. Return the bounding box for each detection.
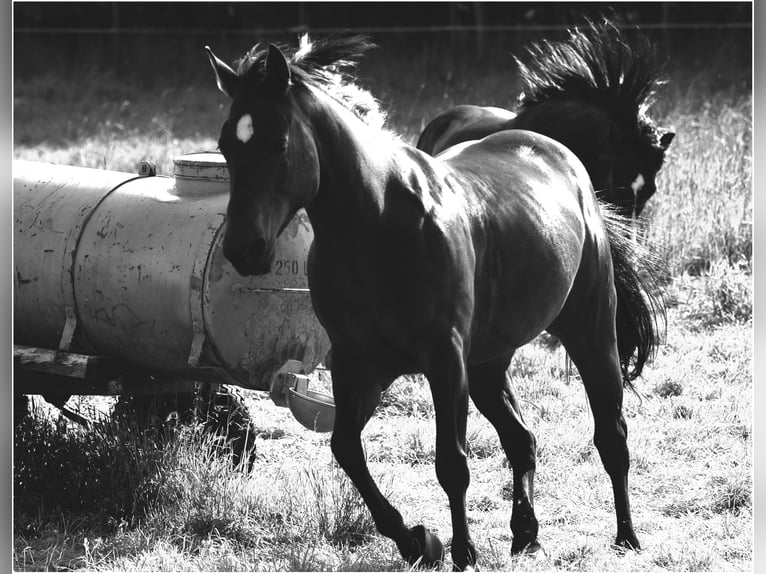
[205,46,238,98]
[660,132,675,150]
[266,44,291,93]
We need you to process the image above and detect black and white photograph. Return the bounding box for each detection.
[12,2,754,571]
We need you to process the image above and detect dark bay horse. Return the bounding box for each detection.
[417,20,675,218]
[206,35,664,570]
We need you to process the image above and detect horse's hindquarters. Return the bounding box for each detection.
[446,131,593,358]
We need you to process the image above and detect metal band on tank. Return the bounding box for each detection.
[187,215,223,368]
[60,173,149,352]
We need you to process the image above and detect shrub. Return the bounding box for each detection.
[709,473,752,516]
[14,403,167,529]
[673,404,694,420]
[655,380,684,398]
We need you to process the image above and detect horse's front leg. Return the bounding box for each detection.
[425,330,476,571]
[329,345,445,567]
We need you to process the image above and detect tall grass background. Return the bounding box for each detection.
[13,26,752,571]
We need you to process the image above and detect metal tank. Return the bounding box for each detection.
[13,152,331,391]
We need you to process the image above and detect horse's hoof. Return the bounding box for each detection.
[613,535,641,552]
[407,525,444,567]
[614,522,640,552]
[511,539,543,557]
[451,543,478,572]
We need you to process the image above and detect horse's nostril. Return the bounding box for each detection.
[245,238,267,261]
[223,237,272,276]
[222,237,266,268]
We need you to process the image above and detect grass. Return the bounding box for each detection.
[644,94,752,276]
[14,75,222,174]
[13,292,752,570]
[13,30,751,571]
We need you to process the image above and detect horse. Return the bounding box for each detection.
[417,19,675,219]
[206,34,664,570]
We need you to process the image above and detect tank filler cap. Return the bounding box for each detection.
[173,151,230,196]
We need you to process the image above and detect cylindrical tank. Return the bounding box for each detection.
[13,153,330,390]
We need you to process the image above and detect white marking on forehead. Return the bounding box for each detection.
[631,173,645,194]
[236,114,254,143]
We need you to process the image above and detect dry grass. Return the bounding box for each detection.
[643,94,752,276]
[13,288,752,570]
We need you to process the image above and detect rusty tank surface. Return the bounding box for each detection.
[13,152,331,392]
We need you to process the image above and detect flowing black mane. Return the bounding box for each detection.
[235,34,386,127]
[516,19,664,125]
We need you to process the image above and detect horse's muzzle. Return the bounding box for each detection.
[223,237,274,276]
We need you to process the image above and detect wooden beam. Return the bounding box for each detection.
[14,345,118,380]
[14,369,202,396]
[13,345,248,396]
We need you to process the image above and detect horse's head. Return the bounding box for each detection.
[605,121,674,217]
[514,18,676,218]
[206,44,320,276]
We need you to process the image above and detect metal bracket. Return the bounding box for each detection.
[58,306,77,351]
[269,359,306,407]
[187,320,206,367]
[188,321,205,367]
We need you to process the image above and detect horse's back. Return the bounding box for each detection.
[443,129,594,213]
[417,105,516,155]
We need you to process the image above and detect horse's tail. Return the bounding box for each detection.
[601,205,667,385]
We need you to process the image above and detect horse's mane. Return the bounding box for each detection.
[236,34,387,129]
[516,19,664,126]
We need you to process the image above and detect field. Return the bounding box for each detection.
[13,28,752,571]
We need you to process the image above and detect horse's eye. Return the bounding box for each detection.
[261,139,287,155]
[274,137,288,153]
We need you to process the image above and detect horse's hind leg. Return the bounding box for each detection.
[329,345,444,567]
[424,329,476,570]
[549,298,641,550]
[468,355,540,554]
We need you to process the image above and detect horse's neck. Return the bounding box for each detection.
[514,99,610,146]
[300,88,428,239]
